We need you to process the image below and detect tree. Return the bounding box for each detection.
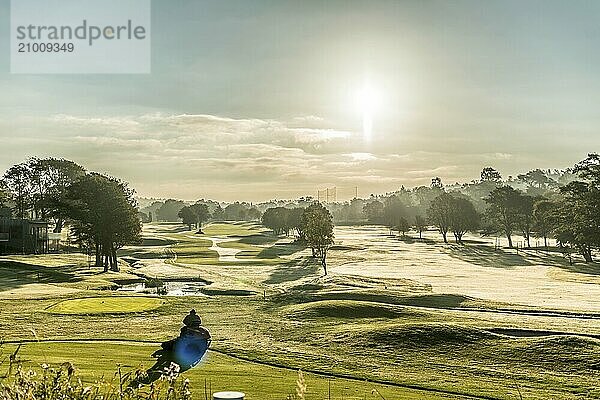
[449,197,479,243]
[397,217,411,237]
[551,154,600,262]
[59,173,141,271]
[518,169,556,194]
[414,215,427,239]
[1,158,85,227]
[363,200,384,224]
[223,202,254,221]
[0,182,10,217]
[427,193,454,243]
[485,186,523,248]
[533,199,557,248]
[33,158,85,232]
[480,167,502,183]
[554,186,596,263]
[288,207,305,239]
[262,207,289,235]
[261,207,305,237]
[178,206,197,230]
[246,207,262,221]
[211,205,225,220]
[516,195,536,247]
[383,196,408,235]
[1,162,33,219]
[157,199,185,222]
[190,203,211,228]
[300,203,334,275]
[431,177,443,189]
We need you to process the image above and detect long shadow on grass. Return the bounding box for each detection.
[442,244,535,268]
[258,242,305,258]
[234,233,279,246]
[264,258,319,284]
[0,261,83,292]
[444,243,582,270]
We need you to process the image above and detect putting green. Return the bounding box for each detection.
[46,296,164,314]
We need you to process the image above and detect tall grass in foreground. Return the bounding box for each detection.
[2,363,387,400]
[1,362,191,400]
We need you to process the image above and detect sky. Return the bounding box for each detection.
[1,0,600,202]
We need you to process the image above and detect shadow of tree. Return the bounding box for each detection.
[258,242,305,258]
[235,233,278,246]
[264,258,319,285]
[442,244,536,268]
[0,261,83,292]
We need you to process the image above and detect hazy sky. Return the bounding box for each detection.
[1,0,600,201]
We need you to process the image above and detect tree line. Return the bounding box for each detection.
[1,157,141,271]
[140,199,261,223]
[259,155,599,264]
[356,155,600,262]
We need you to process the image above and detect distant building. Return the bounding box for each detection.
[0,218,50,255]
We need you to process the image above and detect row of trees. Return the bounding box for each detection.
[261,207,304,236]
[356,154,600,263]
[262,203,334,275]
[1,158,141,271]
[0,158,85,231]
[178,203,210,230]
[142,199,261,223]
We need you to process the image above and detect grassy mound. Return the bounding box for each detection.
[200,288,257,296]
[285,300,415,319]
[4,341,443,400]
[358,323,496,349]
[46,296,165,315]
[141,237,177,246]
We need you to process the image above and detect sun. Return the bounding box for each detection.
[355,82,381,142]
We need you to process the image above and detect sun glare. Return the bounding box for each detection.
[355,83,381,142]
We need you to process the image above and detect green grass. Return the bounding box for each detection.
[284,300,412,319]
[203,222,267,237]
[46,296,165,315]
[1,342,460,400]
[2,222,600,399]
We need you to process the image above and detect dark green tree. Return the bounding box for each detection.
[190,203,211,228]
[59,173,141,271]
[262,207,289,235]
[32,158,85,232]
[414,214,427,239]
[1,162,33,219]
[427,193,454,243]
[362,200,384,224]
[449,197,479,244]
[517,194,536,248]
[178,206,197,230]
[485,186,523,248]
[397,216,411,237]
[383,196,408,235]
[552,154,600,262]
[480,167,502,183]
[300,203,335,275]
[533,199,557,248]
[157,199,186,222]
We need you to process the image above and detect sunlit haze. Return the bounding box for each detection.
[2,0,600,201]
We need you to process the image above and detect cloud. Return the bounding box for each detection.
[0,112,584,201]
